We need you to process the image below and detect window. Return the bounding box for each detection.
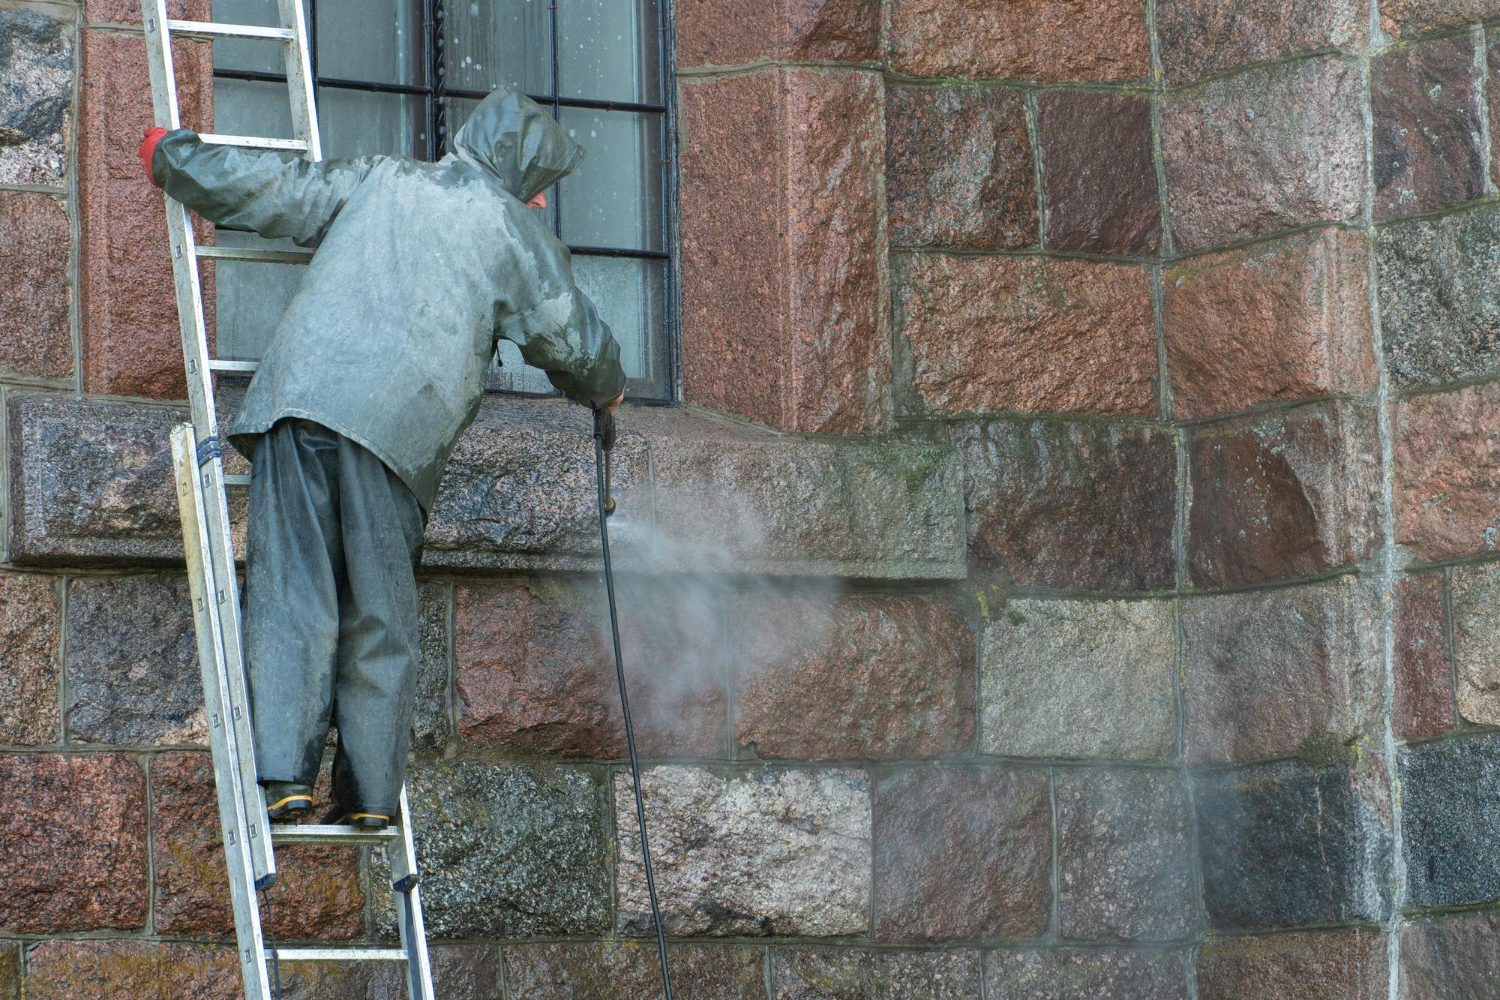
[210,0,675,401]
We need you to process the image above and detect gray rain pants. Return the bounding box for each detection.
[243,418,425,816]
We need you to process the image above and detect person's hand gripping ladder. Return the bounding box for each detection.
[593,404,674,999]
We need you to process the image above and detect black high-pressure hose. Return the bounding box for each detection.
[593,407,674,998]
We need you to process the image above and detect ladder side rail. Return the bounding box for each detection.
[277,0,322,159]
[392,787,436,1000]
[173,427,274,1000]
[143,1,277,889]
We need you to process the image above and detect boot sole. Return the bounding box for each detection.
[266,794,314,822]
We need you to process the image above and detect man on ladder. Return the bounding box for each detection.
[140,86,626,830]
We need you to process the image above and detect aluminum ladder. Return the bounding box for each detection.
[142,2,435,996]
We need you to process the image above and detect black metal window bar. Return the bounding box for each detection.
[212,0,677,402]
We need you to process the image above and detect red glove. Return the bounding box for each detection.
[139,127,167,183]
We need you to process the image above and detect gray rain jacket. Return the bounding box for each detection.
[151,87,626,513]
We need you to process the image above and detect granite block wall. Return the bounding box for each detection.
[2,0,1499,996]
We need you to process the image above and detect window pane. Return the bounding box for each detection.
[488,256,668,398]
[558,109,663,252]
[215,77,295,141]
[558,0,661,105]
[317,86,425,158]
[212,232,307,362]
[212,0,288,74]
[316,0,424,86]
[447,0,551,99]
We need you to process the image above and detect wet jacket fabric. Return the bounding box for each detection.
[151,88,626,513]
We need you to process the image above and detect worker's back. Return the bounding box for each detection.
[151,88,625,512]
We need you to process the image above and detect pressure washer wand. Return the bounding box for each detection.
[593,407,673,998]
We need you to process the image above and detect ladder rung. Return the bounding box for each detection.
[196,245,313,264]
[271,948,408,963]
[208,359,260,373]
[200,133,309,152]
[166,19,295,41]
[271,823,400,846]
[224,474,251,487]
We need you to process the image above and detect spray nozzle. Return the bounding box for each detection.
[594,407,617,517]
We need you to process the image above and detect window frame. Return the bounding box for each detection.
[211,0,681,405]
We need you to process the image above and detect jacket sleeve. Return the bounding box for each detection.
[504,283,627,409]
[150,129,380,247]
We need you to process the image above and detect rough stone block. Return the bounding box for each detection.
[886,0,1149,82]
[675,0,879,66]
[411,583,452,750]
[893,254,1157,419]
[79,29,213,399]
[1197,929,1389,1000]
[1377,204,1500,389]
[1453,562,1500,724]
[1056,770,1197,941]
[151,752,364,939]
[734,594,973,760]
[646,413,965,580]
[423,398,651,570]
[0,573,61,746]
[1182,578,1383,765]
[980,599,1177,761]
[1400,912,1500,1000]
[1196,760,1391,930]
[0,753,147,932]
[505,943,764,999]
[0,944,16,1000]
[985,949,1189,1000]
[85,0,209,20]
[371,761,609,939]
[1374,35,1485,220]
[1393,382,1500,561]
[615,766,871,937]
[0,192,73,380]
[21,942,237,1000]
[955,420,1177,592]
[772,948,981,999]
[1383,1,1500,38]
[678,68,889,434]
[886,84,1036,250]
[1400,734,1500,907]
[1395,573,1455,740]
[1156,0,1368,85]
[218,945,502,998]
[1038,91,1160,255]
[872,766,1051,942]
[456,579,727,758]
[65,575,202,746]
[1188,401,1381,588]
[1163,58,1365,251]
[0,9,71,186]
[1165,228,1376,419]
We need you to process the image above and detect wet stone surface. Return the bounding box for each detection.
[372,761,611,939]
[1056,770,1198,941]
[411,582,452,750]
[873,766,1052,941]
[1377,203,1500,389]
[1196,759,1391,931]
[0,943,17,999]
[1392,381,1500,562]
[505,943,766,1000]
[615,766,872,938]
[1400,733,1500,908]
[0,753,148,933]
[64,575,203,747]
[1382,0,1500,38]
[886,85,1036,250]
[1156,0,1368,85]
[1449,562,1500,725]
[955,419,1177,592]
[1038,91,1160,256]
[0,192,74,380]
[1394,573,1455,740]
[1197,929,1389,1000]
[20,942,238,1000]
[772,948,982,999]
[985,949,1189,1000]
[0,9,71,186]
[1373,34,1485,220]
[981,599,1178,761]
[1400,911,1500,1000]
[0,572,61,746]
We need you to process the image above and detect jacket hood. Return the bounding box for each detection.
[452,87,584,202]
